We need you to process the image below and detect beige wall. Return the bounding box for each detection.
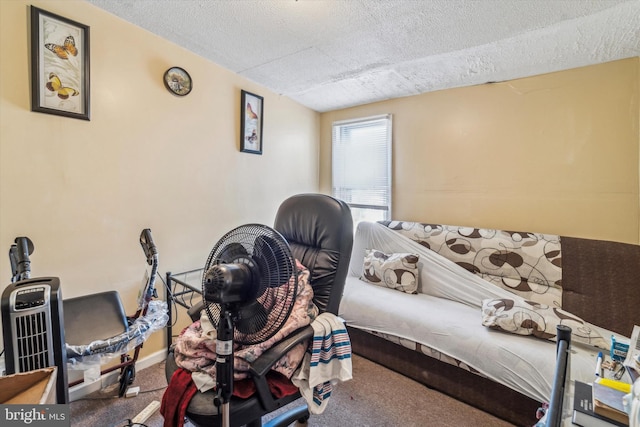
[320,58,640,244]
[0,0,320,357]
[1,0,638,369]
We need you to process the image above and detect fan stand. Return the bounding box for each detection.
[216,306,235,427]
[202,223,299,427]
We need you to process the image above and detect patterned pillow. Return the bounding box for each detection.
[481,298,609,349]
[360,249,419,294]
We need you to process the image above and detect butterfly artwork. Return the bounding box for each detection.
[31,6,89,119]
[45,73,79,99]
[246,129,258,143]
[240,90,263,154]
[45,35,78,60]
[244,105,259,145]
[246,102,259,120]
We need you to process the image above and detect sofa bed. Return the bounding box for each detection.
[339,220,639,426]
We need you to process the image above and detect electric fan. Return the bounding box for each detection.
[201,224,299,427]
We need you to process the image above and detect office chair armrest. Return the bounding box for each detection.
[246,325,312,412]
[249,325,313,378]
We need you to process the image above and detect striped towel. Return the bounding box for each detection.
[292,312,352,414]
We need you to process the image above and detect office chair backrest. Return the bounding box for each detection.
[274,193,353,315]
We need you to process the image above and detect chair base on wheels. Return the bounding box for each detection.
[263,404,309,427]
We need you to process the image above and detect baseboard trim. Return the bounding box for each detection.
[68,349,167,402]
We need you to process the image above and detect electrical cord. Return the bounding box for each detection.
[158,272,181,329]
[118,420,148,427]
[158,271,180,328]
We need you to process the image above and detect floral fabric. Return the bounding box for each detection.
[174,260,318,382]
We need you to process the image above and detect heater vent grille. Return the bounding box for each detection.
[13,310,53,372]
[2,277,68,403]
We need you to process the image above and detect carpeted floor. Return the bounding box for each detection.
[70,354,518,427]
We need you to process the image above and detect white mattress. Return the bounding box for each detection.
[339,275,608,406]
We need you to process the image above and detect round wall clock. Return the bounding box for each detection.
[163,67,192,96]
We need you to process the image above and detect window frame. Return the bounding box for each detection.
[331,113,392,222]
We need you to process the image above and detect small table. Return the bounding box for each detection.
[536,362,633,426]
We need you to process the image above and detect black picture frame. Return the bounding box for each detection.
[30,6,90,120]
[240,90,263,154]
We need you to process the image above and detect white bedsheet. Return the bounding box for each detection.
[339,221,624,406]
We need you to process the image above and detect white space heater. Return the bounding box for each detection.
[1,277,69,403]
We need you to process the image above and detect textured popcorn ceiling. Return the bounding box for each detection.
[87,0,640,112]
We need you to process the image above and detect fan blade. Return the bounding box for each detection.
[202,224,298,346]
[218,242,249,264]
[234,300,268,336]
[253,234,291,288]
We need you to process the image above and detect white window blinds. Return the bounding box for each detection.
[332,114,392,224]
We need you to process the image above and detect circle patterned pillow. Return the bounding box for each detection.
[360,249,420,294]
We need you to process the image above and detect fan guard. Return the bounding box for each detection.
[202,224,298,345]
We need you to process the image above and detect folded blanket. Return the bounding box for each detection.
[292,312,352,414]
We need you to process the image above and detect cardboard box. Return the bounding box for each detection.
[0,367,57,404]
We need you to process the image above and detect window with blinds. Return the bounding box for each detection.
[332,114,392,224]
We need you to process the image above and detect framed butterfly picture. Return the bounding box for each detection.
[30,6,90,120]
[240,90,263,155]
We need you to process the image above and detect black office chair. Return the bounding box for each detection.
[164,193,353,427]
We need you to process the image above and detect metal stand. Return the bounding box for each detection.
[546,325,572,427]
[216,307,235,427]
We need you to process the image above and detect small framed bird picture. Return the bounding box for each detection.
[240,90,263,155]
[30,6,90,120]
